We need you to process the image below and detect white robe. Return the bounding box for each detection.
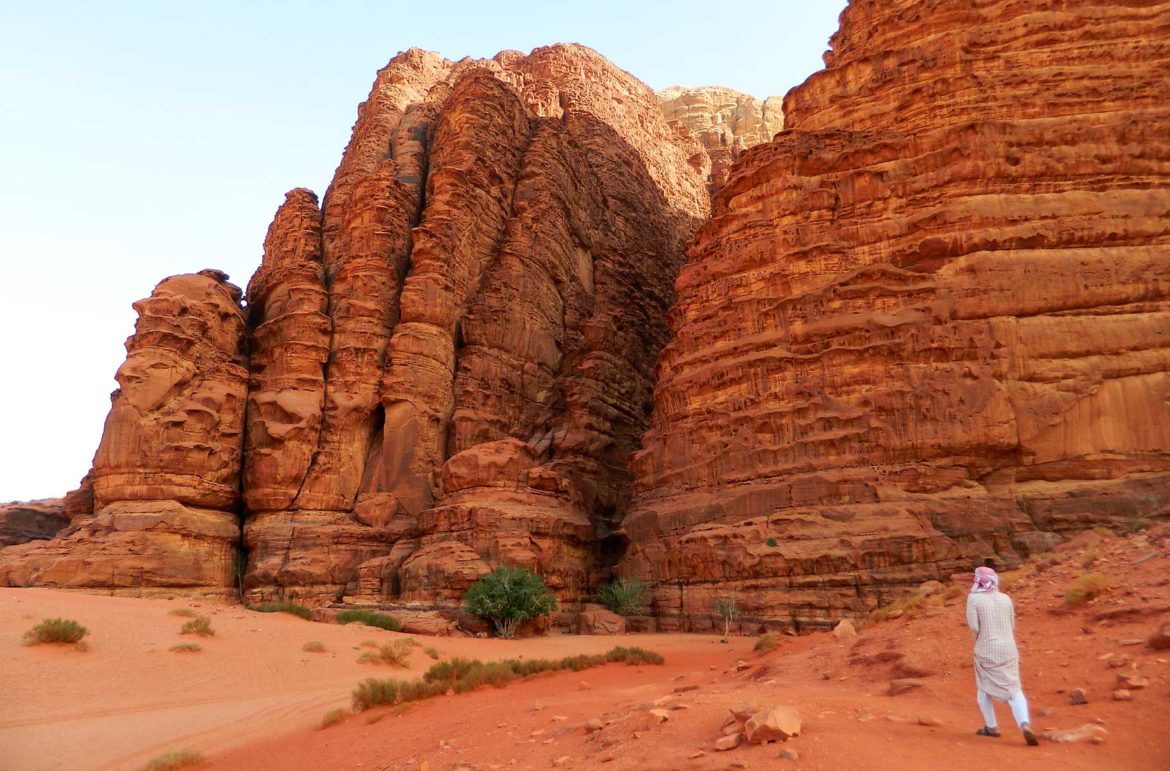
[966,590,1023,701]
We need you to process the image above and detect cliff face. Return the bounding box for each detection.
[658,86,783,193]
[620,0,1170,630]
[0,44,714,603]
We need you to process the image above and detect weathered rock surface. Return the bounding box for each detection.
[620,0,1170,630]
[743,705,801,744]
[658,86,783,193]
[1,44,711,604]
[0,500,68,546]
[577,603,627,635]
[0,271,246,596]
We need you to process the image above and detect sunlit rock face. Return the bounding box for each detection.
[620,0,1170,631]
[658,85,784,194]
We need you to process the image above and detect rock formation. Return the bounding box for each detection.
[0,272,247,595]
[619,0,1170,630]
[0,499,68,547]
[658,86,783,193]
[1,44,722,604]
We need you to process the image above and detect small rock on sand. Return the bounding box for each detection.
[1112,689,1132,700]
[715,733,742,751]
[1069,688,1089,705]
[1040,724,1108,743]
[779,748,800,760]
[888,678,926,696]
[744,706,802,744]
[1148,623,1170,651]
[833,619,858,642]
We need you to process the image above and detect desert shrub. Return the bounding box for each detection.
[355,645,663,711]
[1131,518,1152,532]
[1065,573,1111,607]
[998,570,1020,593]
[766,537,778,548]
[25,618,87,645]
[597,577,649,616]
[252,600,313,620]
[942,583,965,601]
[1032,552,1063,573]
[168,608,198,618]
[303,640,326,653]
[754,632,781,655]
[422,646,440,660]
[169,643,202,653]
[357,640,412,667]
[137,749,207,770]
[321,708,347,728]
[715,593,740,642]
[464,566,557,639]
[181,616,214,637]
[336,609,402,632]
[1092,526,1115,539]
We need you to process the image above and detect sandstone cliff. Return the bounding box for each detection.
[0,500,68,547]
[620,0,1170,631]
[0,44,714,604]
[658,86,783,193]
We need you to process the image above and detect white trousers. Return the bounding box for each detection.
[977,689,1030,729]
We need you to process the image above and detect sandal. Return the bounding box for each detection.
[1023,726,1038,746]
[976,726,1001,737]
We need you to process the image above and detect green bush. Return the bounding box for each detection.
[715,593,740,642]
[303,640,326,653]
[25,618,88,645]
[181,616,214,637]
[766,537,778,548]
[353,645,664,711]
[464,566,557,638]
[336,609,402,632]
[597,577,649,616]
[252,600,313,620]
[422,646,440,660]
[1065,573,1111,607]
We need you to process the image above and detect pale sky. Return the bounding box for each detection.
[0,0,847,502]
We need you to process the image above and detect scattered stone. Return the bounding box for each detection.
[1069,688,1089,705]
[917,715,943,727]
[715,733,742,751]
[1113,689,1133,701]
[553,756,572,767]
[578,681,591,691]
[1148,623,1170,651]
[888,678,926,696]
[1040,724,1108,744]
[779,748,799,761]
[1106,655,1132,669]
[833,619,858,642]
[552,715,568,722]
[730,700,761,722]
[722,722,745,736]
[585,719,603,734]
[688,751,705,759]
[649,709,671,724]
[735,660,751,671]
[918,580,944,597]
[1037,707,1055,717]
[857,713,877,722]
[1119,639,1144,646]
[885,715,913,723]
[744,706,802,744]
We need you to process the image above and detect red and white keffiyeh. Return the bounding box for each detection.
[971,566,999,593]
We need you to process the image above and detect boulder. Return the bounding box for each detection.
[577,604,627,635]
[744,706,802,744]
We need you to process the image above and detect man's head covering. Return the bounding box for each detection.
[971,565,999,593]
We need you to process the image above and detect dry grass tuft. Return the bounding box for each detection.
[320,708,348,728]
[24,618,88,646]
[754,632,781,655]
[180,616,214,637]
[302,640,326,653]
[423,646,440,660]
[167,608,198,618]
[1065,573,1111,607]
[169,643,203,653]
[357,639,413,667]
[137,749,207,770]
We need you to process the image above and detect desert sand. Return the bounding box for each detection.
[3,527,1168,771]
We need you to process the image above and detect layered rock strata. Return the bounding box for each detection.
[240,45,711,604]
[0,500,68,547]
[0,272,247,595]
[0,44,720,604]
[621,0,1170,630]
[658,86,783,193]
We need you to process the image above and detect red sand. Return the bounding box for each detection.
[3,527,1168,771]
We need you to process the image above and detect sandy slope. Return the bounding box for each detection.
[3,526,1168,771]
